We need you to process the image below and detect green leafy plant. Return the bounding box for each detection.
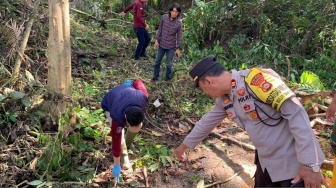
[36,106,104,182]
[133,136,174,172]
[75,107,105,141]
[300,71,324,90]
[0,88,31,107]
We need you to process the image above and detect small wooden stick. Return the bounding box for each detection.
[204,169,243,188]
[143,166,149,188]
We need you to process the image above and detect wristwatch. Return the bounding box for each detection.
[303,163,321,172]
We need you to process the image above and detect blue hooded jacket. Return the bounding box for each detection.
[101,84,148,127]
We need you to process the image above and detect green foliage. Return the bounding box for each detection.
[181,0,336,88]
[36,106,106,181]
[0,88,31,107]
[182,0,225,48]
[0,111,17,123]
[0,88,31,124]
[133,136,174,172]
[72,80,104,101]
[75,107,105,141]
[323,170,333,178]
[2,0,336,185]
[291,71,325,94]
[300,71,324,90]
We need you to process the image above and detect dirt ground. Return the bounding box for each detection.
[93,117,333,188]
[94,122,257,188]
[148,126,256,188]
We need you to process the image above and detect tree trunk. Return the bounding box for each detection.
[46,0,71,119]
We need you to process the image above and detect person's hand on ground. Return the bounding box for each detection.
[171,143,188,161]
[112,164,121,182]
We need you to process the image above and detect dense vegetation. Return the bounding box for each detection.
[0,0,335,186]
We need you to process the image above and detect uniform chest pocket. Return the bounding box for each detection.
[225,108,245,129]
[250,100,283,126]
[239,101,260,123]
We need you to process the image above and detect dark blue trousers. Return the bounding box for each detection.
[134,27,151,60]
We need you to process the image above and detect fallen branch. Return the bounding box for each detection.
[70,8,104,23]
[141,128,155,135]
[143,166,149,188]
[204,169,243,188]
[324,98,332,105]
[310,117,333,127]
[285,56,291,80]
[186,118,196,126]
[144,116,165,132]
[308,113,326,118]
[318,104,328,112]
[210,132,255,152]
[105,18,133,25]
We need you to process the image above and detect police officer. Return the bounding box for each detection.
[171,55,328,187]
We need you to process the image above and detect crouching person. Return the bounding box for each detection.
[101,79,149,181]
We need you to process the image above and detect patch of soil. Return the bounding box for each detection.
[100,124,257,188]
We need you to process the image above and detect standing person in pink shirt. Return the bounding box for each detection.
[152,3,182,82]
[120,0,151,61]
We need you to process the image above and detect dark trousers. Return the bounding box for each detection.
[152,46,175,80]
[134,27,151,60]
[254,151,304,187]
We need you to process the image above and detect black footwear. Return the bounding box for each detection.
[140,55,148,60]
[133,58,143,63]
[151,79,158,83]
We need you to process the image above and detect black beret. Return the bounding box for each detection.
[189,55,222,87]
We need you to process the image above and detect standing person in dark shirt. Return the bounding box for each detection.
[101,79,149,181]
[152,3,182,82]
[120,0,151,60]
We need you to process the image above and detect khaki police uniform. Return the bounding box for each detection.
[183,69,325,182]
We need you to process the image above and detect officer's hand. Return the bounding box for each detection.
[171,143,188,161]
[112,164,121,182]
[124,80,133,87]
[119,12,125,17]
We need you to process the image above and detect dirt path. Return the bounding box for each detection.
[123,126,257,188]
[158,129,256,188]
[93,125,256,188]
